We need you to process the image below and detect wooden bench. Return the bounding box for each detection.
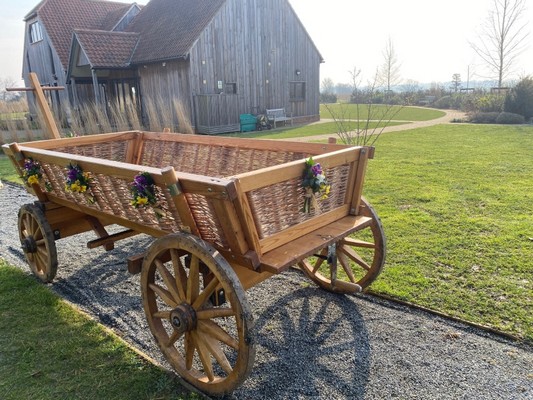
[266,108,292,128]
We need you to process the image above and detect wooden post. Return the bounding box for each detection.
[7,72,62,140]
[91,69,101,104]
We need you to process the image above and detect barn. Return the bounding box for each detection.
[22,0,323,134]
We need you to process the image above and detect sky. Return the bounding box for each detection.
[1,0,532,87]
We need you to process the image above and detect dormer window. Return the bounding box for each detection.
[29,21,43,43]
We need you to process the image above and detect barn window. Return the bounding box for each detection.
[290,81,306,101]
[29,22,43,43]
[225,83,237,94]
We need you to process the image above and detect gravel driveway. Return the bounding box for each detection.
[1,182,531,399]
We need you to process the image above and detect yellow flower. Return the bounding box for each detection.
[70,182,80,192]
[136,196,149,206]
[27,175,39,185]
[80,185,87,193]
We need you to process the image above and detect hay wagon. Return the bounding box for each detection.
[3,131,385,396]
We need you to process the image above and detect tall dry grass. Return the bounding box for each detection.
[2,94,195,143]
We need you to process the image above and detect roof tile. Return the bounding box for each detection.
[75,29,139,68]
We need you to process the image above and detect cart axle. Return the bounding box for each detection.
[170,303,197,335]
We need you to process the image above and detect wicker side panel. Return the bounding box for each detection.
[53,140,130,162]
[38,162,182,232]
[247,164,351,239]
[185,193,229,249]
[139,139,307,177]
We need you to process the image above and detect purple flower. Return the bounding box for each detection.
[311,163,322,176]
[67,168,79,181]
[134,174,148,187]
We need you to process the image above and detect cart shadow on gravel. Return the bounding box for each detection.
[234,284,370,399]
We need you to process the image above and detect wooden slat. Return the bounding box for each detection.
[87,229,139,249]
[350,147,370,215]
[259,205,349,253]
[259,215,372,274]
[16,131,138,150]
[231,179,262,257]
[141,131,350,155]
[211,199,249,255]
[236,147,360,192]
[28,72,61,140]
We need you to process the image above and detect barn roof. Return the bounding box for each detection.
[25,0,138,68]
[125,0,226,64]
[74,30,140,68]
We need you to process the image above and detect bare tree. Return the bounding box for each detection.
[451,74,462,92]
[469,0,529,87]
[1,77,18,102]
[321,77,335,94]
[378,37,402,100]
[324,68,403,147]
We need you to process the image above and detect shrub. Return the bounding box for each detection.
[495,112,525,124]
[320,92,337,104]
[504,76,533,121]
[468,112,500,124]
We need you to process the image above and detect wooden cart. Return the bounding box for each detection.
[2,131,385,396]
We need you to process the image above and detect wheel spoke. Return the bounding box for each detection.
[193,332,215,381]
[186,255,200,304]
[155,259,182,302]
[149,283,178,307]
[196,307,235,320]
[192,277,219,310]
[340,244,371,271]
[170,249,187,301]
[198,320,238,350]
[35,239,46,246]
[153,310,171,319]
[202,332,233,375]
[166,329,183,348]
[185,332,195,370]
[337,251,356,283]
[341,236,376,249]
[312,248,328,273]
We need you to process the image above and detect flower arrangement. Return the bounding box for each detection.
[302,157,331,214]
[22,158,42,185]
[130,172,157,208]
[65,163,91,193]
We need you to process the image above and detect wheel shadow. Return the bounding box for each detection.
[235,282,370,399]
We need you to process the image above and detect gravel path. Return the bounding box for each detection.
[282,109,467,142]
[1,182,531,399]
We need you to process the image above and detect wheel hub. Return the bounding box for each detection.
[170,303,197,334]
[21,236,37,253]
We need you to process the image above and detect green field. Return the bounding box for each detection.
[365,124,532,340]
[319,103,446,121]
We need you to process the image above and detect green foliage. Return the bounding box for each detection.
[469,112,500,124]
[433,95,463,110]
[504,76,533,121]
[366,124,533,341]
[469,111,525,124]
[319,92,337,104]
[496,112,525,124]
[0,261,197,400]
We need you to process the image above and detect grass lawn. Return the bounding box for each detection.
[0,261,197,400]
[0,154,22,183]
[319,103,446,121]
[365,124,532,341]
[223,120,407,139]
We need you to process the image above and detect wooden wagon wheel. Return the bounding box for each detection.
[298,197,386,293]
[141,233,255,396]
[18,204,58,283]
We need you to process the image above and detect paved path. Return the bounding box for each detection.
[283,109,467,142]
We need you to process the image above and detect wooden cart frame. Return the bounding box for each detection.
[3,131,385,396]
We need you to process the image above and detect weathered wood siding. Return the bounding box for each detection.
[188,0,322,132]
[22,17,69,116]
[137,61,193,130]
